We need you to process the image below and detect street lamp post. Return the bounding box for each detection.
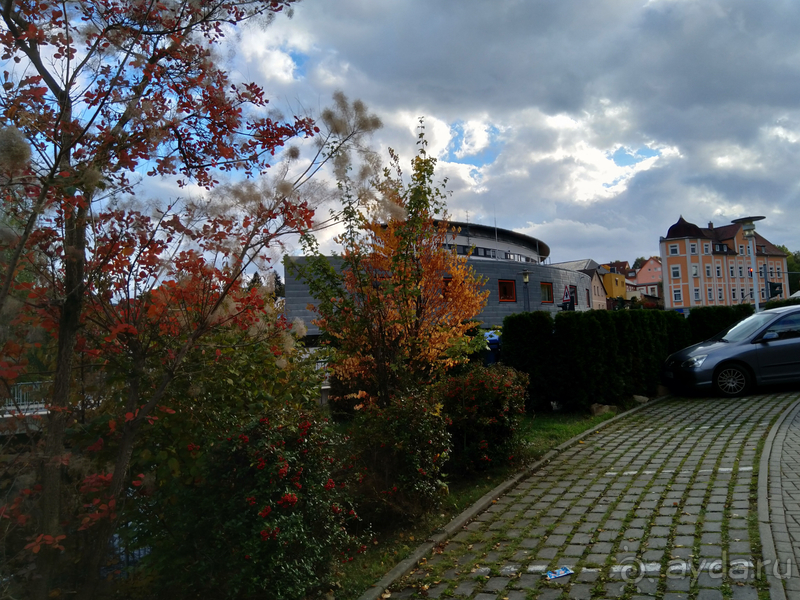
[521,269,530,312]
[732,216,766,312]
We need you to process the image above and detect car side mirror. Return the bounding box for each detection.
[760,331,779,342]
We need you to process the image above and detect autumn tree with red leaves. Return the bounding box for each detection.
[0,1,379,597]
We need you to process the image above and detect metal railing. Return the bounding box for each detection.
[2,382,48,416]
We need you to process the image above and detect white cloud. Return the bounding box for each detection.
[454,120,492,158]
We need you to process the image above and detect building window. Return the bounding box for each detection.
[732,288,737,300]
[540,282,553,303]
[704,243,710,254]
[716,265,721,277]
[730,264,735,277]
[707,288,713,301]
[669,244,679,255]
[692,265,699,277]
[498,280,516,302]
[718,288,723,300]
[778,266,782,277]
[739,245,745,255]
[690,243,697,254]
[694,288,701,301]
[770,266,775,277]
[569,285,578,306]
[741,287,746,300]
[747,245,751,255]
[673,289,682,302]
[671,265,680,278]
[586,289,590,306]
[705,265,712,278]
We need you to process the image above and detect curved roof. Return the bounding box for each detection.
[665,216,710,240]
[446,221,551,260]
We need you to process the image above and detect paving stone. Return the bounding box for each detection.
[513,573,539,589]
[665,575,692,592]
[453,580,477,596]
[696,589,724,600]
[425,583,450,598]
[483,577,509,591]
[568,583,592,599]
[536,547,558,560]
[730,585,759,600]
[576,569,600,583]
[603,581,627,597]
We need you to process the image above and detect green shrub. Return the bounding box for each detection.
[347,393,450,523]
[764,297,800,310]
[501,309,693,413]
[437,364,529,474]
[136,405,359,600]
[500,311,554,412]
[687,305,754,343]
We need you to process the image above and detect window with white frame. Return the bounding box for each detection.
[716,265,721,277]
[707,288,713,300]
[694,288,701,301]
[705,265,712,278]
[778,266,782,277]
[690,243,697,254]
[669,244,679,255]
[671,265,680,278]
[761,288,765,299]
[770,266,775,277]
[739,244,745,255]
[704,243,710,254]
[730,264,735,277]
[741,287,746,300]
[718,288,724,300]
[673,289,682,302]
[692,265,699,277]
[732,288,737,299]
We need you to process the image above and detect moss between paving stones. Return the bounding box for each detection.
[357,395,796,600]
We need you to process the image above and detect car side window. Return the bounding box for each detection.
[765,314,800,340]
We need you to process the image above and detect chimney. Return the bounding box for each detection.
[708,222,714,229]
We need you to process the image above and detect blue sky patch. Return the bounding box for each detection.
[444,122,503,168]
[610,146,660,167]
[289,50,308,79]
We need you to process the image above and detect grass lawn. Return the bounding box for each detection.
[333,409,618,598]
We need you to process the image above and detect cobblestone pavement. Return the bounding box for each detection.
[381,393,800,600]
[763,398,800,600]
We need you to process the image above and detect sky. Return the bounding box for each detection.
[225,0,800,266]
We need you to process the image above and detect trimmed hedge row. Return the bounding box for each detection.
[500,308,744,413]
[684,304,753,343]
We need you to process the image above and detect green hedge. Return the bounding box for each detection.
[501,309,691,413]
[685,304,753,343]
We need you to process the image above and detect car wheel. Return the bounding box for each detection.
[714,364,752,397]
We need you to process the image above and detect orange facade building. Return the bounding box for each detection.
[660,217,789,313]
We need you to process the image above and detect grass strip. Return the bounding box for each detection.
[333,411,616,598]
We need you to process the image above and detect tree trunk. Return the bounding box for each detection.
[32,203,86,600]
